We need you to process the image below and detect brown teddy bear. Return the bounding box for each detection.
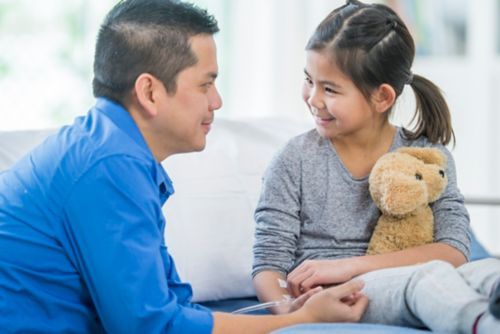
[366,147,448,255]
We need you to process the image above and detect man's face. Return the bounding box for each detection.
[153,34,222,157]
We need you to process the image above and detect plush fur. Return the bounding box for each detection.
[366,147,448,255]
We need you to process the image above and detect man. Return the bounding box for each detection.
[0,1,368,333]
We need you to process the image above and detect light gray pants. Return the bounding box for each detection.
[359,258,500,333]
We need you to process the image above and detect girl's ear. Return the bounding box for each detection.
[372,83,396,113]
[133,73,161,118]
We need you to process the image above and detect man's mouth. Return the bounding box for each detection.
[201,120,213,133]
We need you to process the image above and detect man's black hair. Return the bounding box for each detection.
[93,0,219,104]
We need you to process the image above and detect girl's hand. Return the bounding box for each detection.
[287,258,358,297]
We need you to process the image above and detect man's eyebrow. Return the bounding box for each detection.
[304,69,340,88]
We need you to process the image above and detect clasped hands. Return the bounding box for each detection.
[284,258,366,317]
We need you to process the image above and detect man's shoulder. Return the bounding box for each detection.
[37,115,149,183]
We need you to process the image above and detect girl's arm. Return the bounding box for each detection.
[252,270,328,315]
[252,143,304,303]
[354,242,466,273]
[287,242,466,297]
[253,271,290,314]
[253,270,330,314]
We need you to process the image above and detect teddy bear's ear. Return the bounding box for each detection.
[396,147,447,168]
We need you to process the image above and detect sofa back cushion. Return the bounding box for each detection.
[0,129,57,171]
[162,118,309,301]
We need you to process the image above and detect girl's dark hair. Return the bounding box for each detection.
[306,0,454,145]
[92,0,219,104]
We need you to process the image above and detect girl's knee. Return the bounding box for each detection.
[421,260,454,270]
[458,257,500,274]
[414,260,455,278]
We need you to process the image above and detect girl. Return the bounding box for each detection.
[252,0,500,333]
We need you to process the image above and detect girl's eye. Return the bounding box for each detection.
[325,86,337,94]
[304,77,313,85]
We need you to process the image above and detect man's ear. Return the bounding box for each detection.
[133,73,162,117]
[372,83,396,113]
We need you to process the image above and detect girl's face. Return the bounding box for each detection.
[302,50,377,141]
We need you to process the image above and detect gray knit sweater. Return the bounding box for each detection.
[252,127,471,277]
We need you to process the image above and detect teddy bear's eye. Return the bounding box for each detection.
[415,173,423,180]
[439,170,445,178]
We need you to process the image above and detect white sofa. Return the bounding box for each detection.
[0,118,491,333]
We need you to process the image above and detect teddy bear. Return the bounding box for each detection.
[366,147,448,255]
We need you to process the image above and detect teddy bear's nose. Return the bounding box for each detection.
[439,170,445,178]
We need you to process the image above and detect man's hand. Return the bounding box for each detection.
[284,286,323,313]
[294,280,368,323]
[287,258,358,297]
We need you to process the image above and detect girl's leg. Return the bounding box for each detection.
[457,258,500,297]
[358,264,428,328]
[359,260,489,332]
[491,280,500,318]
[405,260,495,334]
[456,257,500,332]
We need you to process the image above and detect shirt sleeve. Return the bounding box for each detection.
[252,145,302,277]
[62,156,213,334]
[432,147,471,260]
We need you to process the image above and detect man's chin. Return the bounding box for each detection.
[174,138,207,155]
[193,140,207,152]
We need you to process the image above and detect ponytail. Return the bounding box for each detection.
[403,74,455,146]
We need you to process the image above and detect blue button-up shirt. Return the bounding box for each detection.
[0,98,213,333]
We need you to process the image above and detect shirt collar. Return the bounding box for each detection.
[157,165,175,204]
[94,97,148,151]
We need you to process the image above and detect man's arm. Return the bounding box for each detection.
[212,280,368,334]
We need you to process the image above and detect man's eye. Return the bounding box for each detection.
[305,77,313,85]
[325,87,337,94]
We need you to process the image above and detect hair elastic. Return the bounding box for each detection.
[406,72,414,85]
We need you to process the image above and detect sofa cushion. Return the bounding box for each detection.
[271,323,432,334]
[0,129,57,171]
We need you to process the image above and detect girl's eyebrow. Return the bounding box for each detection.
[303,69,341,88]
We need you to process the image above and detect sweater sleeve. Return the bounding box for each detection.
[432,147,471,260]
[252,144,302,277]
